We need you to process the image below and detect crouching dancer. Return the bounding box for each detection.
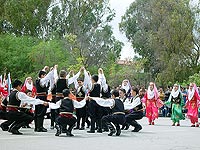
[48,89,86,137]
[6,80,48,135]
[90,90,125,136]
[123,87,143,132]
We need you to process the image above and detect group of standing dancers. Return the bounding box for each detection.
[0,65,199,137]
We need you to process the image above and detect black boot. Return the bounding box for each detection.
[96,119,102,133]
[106,122,116,136]
[74,117,80,130]
[131,120,142,132]
[115,124,121,136]
[36,117,47,132]
[10,128,23,135]
[66,125,75,137]
[0,123,9,131]
[10,122,25,135]
[55,124,61,136]
[132,125,142,132]
[87,118,95,133]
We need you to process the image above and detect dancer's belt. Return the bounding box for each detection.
[76,97,84,102]
[6,106,19,112]
[37,92,47,96]
[59,112,73,118]
[0,105,6,111]
[56,93,64,98]
[112,112,125,115]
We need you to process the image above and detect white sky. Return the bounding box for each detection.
[109,0,136,60]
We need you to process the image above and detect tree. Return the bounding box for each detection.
[0,0,51,37]
[120,0,198,85]
[0,34,40,80]
[47,0,123,68]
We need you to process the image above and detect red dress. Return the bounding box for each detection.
[186,91,199,124]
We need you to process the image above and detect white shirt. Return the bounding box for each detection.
[49,98,86,109]
[8,90,45,106]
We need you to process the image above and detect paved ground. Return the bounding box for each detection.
[0,117,200,150]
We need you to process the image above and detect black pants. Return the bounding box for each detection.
[125,111,143,128]
[76,106,87,128]
[88,100,104,131]
[102,114,125,131]
[0,110,13,129]
[56,116,76,132]
[7,111,33,130]
[34,96,47,130]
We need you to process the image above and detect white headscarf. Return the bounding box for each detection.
[147,82,159,100]
[171,84,180,98]
[147,86,154,99]
[121,79,131,94]
[167,84,181,103]
[25,77,33,91]
[188,87,195,101]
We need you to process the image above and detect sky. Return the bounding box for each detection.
[109,0,136,60]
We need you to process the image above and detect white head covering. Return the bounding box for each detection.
[171,84,180,98]
[188,83,195,101]
[147,82,159,100]
[167,84,181,104]
[25,77,33,91]
[121,79,131,94]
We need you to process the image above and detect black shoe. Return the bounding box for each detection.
[74,127,79,130]
[55,125,61,136]
[132,126,142,132]
[102,128,109,132]
[26,125,31,128]
[22,126,26,128]
[97,129,102,133]
[79,127,85,130]
[108,130,116,136]
[0,124,9,131]
[87,130,95,133]
[36,128,47,132]
[124,125,129,130]
[66,131,74,137]
[11,129,23,135]
[62,129,67,133]
[121,125,125,130]
[116,128,121,136]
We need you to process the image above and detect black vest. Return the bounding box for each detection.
[171,92,181,104]
[131,95,143,111]
[101,86,111,98]
[2,97,8,107]
[112,99,124,113]
[76,86,85,98]
[8,90,21,107]
[56,79,68,94]
[51,84,56,95]
[59,98,74,113]
[90,83,101,97]
[35,79,48,94]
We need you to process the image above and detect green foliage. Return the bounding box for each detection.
[0,34,40,80]
[120,0,199,85]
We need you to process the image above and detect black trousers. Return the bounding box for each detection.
[125,111,143,128]
[76,106,87,128]
[56,116,76,132]
[102,114,125,130]
[34,96,47,130]
[0,110,13,129]
[88,100,104,131]
[7,111,33,130]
